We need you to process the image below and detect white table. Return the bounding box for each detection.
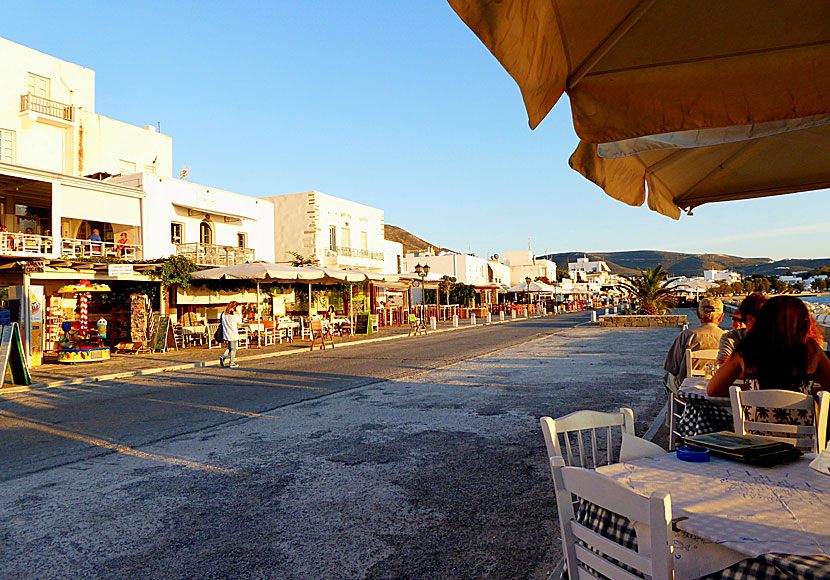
[679,376,731,406]
[598,454,830,577]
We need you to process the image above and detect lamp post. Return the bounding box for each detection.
[525,276,532,309]
[415,263,430,318]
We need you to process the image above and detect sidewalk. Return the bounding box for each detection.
[23,313,545,390]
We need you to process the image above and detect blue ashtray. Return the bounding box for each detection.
[676,445,710,462]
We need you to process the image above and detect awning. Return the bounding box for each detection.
[447,1,830,143]
[173,203,257,222]
[570,122,830,218]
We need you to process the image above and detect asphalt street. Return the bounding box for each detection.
[0,312,675,580]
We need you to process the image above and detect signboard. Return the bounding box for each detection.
[108,264,134,276]
[354,314,371,335]
[23,260,45,273]
[154,316,172,352]
[0,323,32,388]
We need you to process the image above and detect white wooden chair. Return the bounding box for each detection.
[685,348,719,378]
[550,456,673,580]
[237,328,249,350]
[730,385,829,453]
[207,323,221,349]
[540,408,634,469]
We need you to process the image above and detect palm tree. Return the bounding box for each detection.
[619,265,676,314]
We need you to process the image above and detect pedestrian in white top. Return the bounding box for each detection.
[219,301,242,368]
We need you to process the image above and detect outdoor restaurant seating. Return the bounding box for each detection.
[729,385,829,453]
[549,456,674,580]
[309,319,333,350]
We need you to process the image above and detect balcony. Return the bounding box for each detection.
[60,238,143,261]
[325,245,384,262]
[177,243,254,266]
[0,232,53,257]
[20,93,74,123]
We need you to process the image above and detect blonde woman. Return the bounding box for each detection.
[219,301,242,368]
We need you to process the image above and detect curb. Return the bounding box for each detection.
[6,313,563,394]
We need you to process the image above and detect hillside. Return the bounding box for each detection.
[384,225,453,255]
[536,251,830,277]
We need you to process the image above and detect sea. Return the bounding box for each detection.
[802,295,830,306]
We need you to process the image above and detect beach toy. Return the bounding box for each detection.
[97,318,108,338]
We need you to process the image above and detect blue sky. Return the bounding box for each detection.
[5,2,828,260]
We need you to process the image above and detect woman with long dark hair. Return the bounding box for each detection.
[708,296,830,397]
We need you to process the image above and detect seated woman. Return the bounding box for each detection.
[708,296,830,399]
[717,292,767,364]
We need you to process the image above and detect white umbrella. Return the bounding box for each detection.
[506,280,557,293]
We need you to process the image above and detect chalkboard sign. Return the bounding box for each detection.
[154,316,172,352]
[354,314,371,335]
[0,323,31,387]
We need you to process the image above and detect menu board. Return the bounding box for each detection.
[354,314,370,335]
[154,316,171,352]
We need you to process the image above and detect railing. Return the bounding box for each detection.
[60,238,143,261]
[20,93,74,122]
[325,246,384,261]
[0,233,53,256]
[176,243,255,266]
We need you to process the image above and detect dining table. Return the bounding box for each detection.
[590,453,830,579]
[181,324,207,346]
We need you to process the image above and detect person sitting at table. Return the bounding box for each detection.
[88,228,103,255]
[717,292,767,364]
[115,232,131,257]
[664,297,725,387]
[708,296,830,399]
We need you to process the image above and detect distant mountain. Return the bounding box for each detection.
[385,225,454,255]
[536,251,830,277]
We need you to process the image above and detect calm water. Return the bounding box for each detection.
[802,295,830,306]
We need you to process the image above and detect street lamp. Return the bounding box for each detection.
[414,263,430,315]
[525,276,532,307]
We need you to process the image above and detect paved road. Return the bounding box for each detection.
[0,313,588,482]
[0,312,674,580]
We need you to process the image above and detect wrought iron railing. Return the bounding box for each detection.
[326,245,384,261]
[20,94,74,122]
[177,243,255,266]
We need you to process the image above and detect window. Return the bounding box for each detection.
[118,160,136,175]
[360,231,368,251]
[0,129,15,163]
[199,221,213,245]
[27,73,50,98]
[171,222,183,245]
[329,226,337,249]
[237,232,247,248]
[341,227,351,249]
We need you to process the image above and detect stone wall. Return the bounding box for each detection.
[599,315,687,327]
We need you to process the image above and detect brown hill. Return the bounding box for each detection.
[385,225,453,255]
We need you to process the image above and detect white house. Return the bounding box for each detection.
[502,250,557,285]
[704,269,742,283]
[383,240,403,274]
[265,191,386,271]
[109,173,275,264]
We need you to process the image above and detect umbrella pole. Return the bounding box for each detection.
[308,282,312,321]
[350,283,354,335]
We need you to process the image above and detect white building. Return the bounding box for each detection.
[0,37,172,180]
[568,256,611,280]
[265,191,386,271]
[383,240,403,274]
[110,173,275,264]
[401,252,509,287]
[704,269,742,283]
[0,37,178,261]
[502,250,557,285]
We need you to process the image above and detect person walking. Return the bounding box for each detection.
[219,301,242,368]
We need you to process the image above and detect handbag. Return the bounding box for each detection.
[214,314,224,342]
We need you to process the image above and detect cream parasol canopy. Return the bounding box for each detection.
[447,0,830,143]
[569,121,830,218]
